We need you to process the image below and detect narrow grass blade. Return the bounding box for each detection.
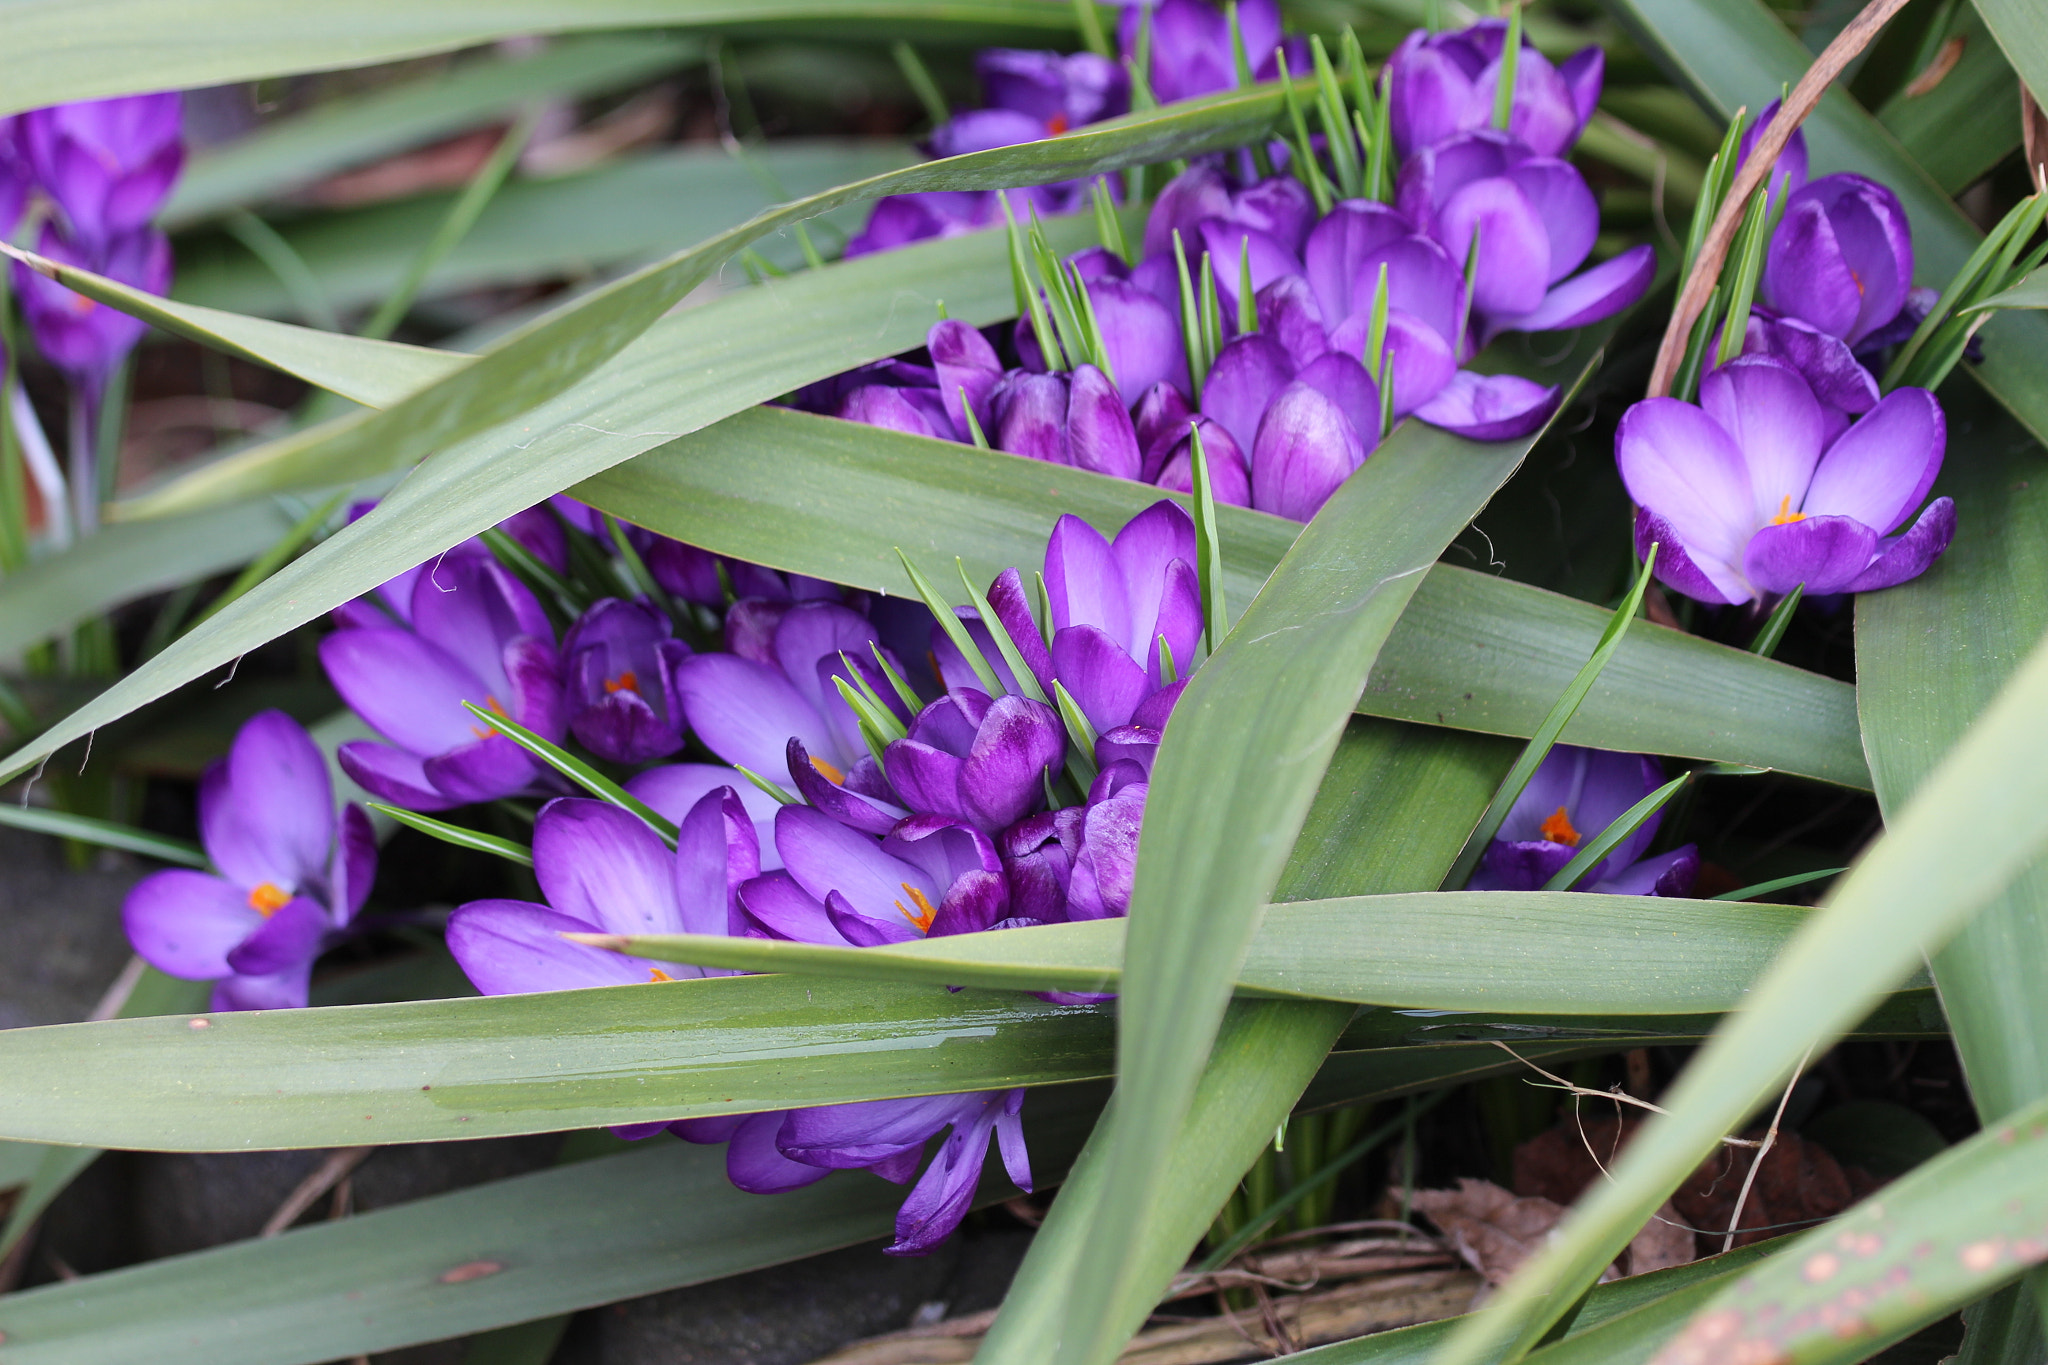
[1188,422,1228,655]
[897,548,1005,696]
[1442,543,1658,890]
[1540,772,1690,891]
[0,805,207,868]
[367,803,532,867]
[1711,867,1844,901]
[959,558,1050,705]
[1746,583,1802,656]
[459,702,677,842]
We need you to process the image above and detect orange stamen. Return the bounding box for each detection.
[603,670,640,695]
[895,883,938,933]
[1046,113,1070,135]
[247,882,292,916]
[648,967,676,983]
[1538,807,1582,848]
[810,754,846,785]
[1768,494,1806,526]
[469,695,511,739]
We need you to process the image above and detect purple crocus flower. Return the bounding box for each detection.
[670,599,902,794]
[320,555,565,811]
[1468,745,1698,895]
[19,93,184,253]
[448,792,753,994]
[123,711,375,1011]
[0,116,27,238]
[1760,173,1914,349]
[1118,0,1307,105]
[1384,19,1603,158]
[985,500,1203,734]
[882,688,1066,834]
[1735,99,1809,197]
[1396,130,1656,343]
[1618,356,1953,604]
[12,222,171,391]
[562,598,692,765]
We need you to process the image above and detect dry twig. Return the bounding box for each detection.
[261,1147,374,1237]
[1721,1047,1814,1252]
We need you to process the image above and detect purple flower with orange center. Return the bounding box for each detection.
[122,711,375,1011]
[1618,356,1953,605]
[562,598,692,765]
[1468,745,1697,895]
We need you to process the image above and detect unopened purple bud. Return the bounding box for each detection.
[1762,173,1914,347]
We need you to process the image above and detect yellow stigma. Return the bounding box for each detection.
[1538,806,1582,848]
[1769,494,1807,526]
[469,695,511,739]
[895,883,938,933]
[809,754,846,785]
[648,967,676,983]
[603,670,640,695]
[247,882,292,916]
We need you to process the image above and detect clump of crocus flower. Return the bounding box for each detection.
[123,711,375,1011]
[826,15,1653,523]
[1468,744,1697,896]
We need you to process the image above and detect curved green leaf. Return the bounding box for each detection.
[1,242,466,407]
[597,890,1820,1015]
[1970,0,2048,108]
[576,405,1869,787]
[0,0,1091,119]
[1876,1,2018,195]
[1648,1091,2048,1365]
[165,34,702,227]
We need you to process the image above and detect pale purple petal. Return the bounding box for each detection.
[1699,356,1827,528]
[420,735,539,807]
[532,799,682,938]
[1088,278,1187,403]
[1304,199,1414,321]
[1504,158,1598,281]
[930,318,1003,438]
[1252,379,1369,520]
[1043,513,1124,641]
[1256,274,1331,369]
[1615,396,1758,593]
[1050,625,1152,733]
[1742,515,1880,595]
[224,897,329,976]
[334,741,453,812]
[1504,245,1655,333]
[1846,496,1955,591]
[319,628,491,758]
[1438,175,1551,316]
[199,710,333,892]
[673,653,838,776]
[1066,364,1142,479]
[123,870,259,980]
[1201,334,1297,455]
[1413,370,1558,441]
[1802,386,1945,533]
[728,1111,833,1192]
[737,871,846,944]
[446,899,652,994]
[1635,509,1747,607]
[775,804,937,927]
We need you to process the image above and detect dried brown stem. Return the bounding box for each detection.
[1647,0,1916,398]
[1721,1047,1812,1253]
[261,1146,374,1237]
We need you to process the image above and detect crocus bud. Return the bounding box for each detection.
[882,689,1066,833]
[1384,20,1601,159]
[21,93,184,252]
[1762,173,1915,348]
[1252,379,1370,521]
[564,598,691,765]
[14,223,169,391]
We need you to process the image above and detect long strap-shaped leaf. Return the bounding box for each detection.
[1424,588,2048,1364]
[576,406,1870,787]
[0,891,1934,1152]
[1645,1088,2048,1365]
[0,0,1088,118]
[589,890,1822,1014]
[1970,0,2048,114]
[1039,363,1594,1365]
[1608,0,2048,445]
[0,88,1300,788]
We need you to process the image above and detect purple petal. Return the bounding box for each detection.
[1065,364,1141,479]
[1559,47,1605,129]
[1134,381,1196,479]
[959,694,1065,831]
[503,635,567,743]
[993,370,1070,463]
[1255,274,1331,370]
[1737,100,1807,194]
[1201,334,1297,456]
[1803,386,1945,533]
[830,890,923,946]
[986,567,1055,691]
[1413,370,1559,441]
[1066,783,1146,920]
[335,740,455,812]
[1388,34,1487,158]
[1252,379,1369,521]
[1846,496,1955,592]
[1699,356,1827,528]
[1352,236,1467,346]
[1468,839,1576,891]
[211,966,313,1013]
[927,867,1010,938]
[445,899,654,994]
[786,737,905,837]
[1043,513,1124,641]
[1330,308,1458,420]
[319,627,492,759]
[1504,244,1656,334]
[1198,219,1302,316]
[1742,514,1881,596]
[1504,158,1598,281]
[420,735,540,807]
[224,896,329,976]
[672,786,749,943]
[929,318,1004,439]
[1050,625,1152,733]
[1108,500,1199,656]
[1438,175,1551,316]
[1293,351,1380,451]
[728,1111,833,1192]
[736,871,845,945]
[329,805,377,924]
[1142,163,1234,260]
[1767,174,1913,346]
[995,1091,1032,1190]
[775,603,880,721]
[840,384,947,440]
[672,653,838,777]
[123,870,259,980]
[781,1095,963,1167]
[409,556,553,688]
[627,762,781,852]
[1591,845,1700,897]
[887,1097,1006,1254]
[532,799,682,938]
[1087,278,1188,403]
[775,804,937,929]
[1153,418,1253,508]
[1614,396,1757,601]
[201,710,333,893]
[1743,313,1879,416]
[1303,199,1413,322]
[1635,508,1747,607]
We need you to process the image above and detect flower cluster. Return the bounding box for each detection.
[1618,146,1955,605]
[4,95,183,397]
[265,495,1196,1253]
[827,17,1652,522]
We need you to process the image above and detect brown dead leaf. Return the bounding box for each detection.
[1409,1179,1567,1286]
[1626,1202,1697,1275]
